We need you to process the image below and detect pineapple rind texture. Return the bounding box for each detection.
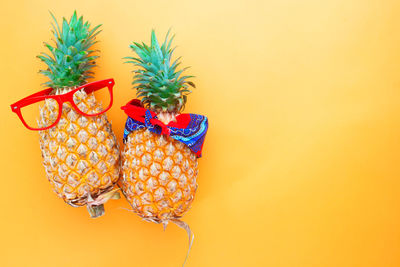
[121,129,198,223]
[38,90,120,207]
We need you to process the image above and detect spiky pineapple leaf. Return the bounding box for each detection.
[125,30,195,113]
[37,11,101,89]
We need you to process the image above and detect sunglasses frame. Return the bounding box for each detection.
[10,78,115,131]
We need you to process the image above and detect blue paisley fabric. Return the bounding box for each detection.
[123,110,208,157]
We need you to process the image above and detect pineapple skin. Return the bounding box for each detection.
[121,129,198,223]
[38,90,120,209]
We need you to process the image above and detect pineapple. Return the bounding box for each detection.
[37,12,120,218]
[121,30,199,225]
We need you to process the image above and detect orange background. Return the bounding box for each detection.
[1,0,400,266]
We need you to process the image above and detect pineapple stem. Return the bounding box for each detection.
[87,204,105,218]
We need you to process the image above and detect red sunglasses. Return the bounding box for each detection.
[10,78,115,131]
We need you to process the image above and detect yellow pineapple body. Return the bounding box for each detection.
[38,90,120,215]
[121,129,198,223]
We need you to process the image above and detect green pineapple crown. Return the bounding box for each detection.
[125,30,195,113]
[37,11,101,89]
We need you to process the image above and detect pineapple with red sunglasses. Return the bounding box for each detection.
[10,12,120,218]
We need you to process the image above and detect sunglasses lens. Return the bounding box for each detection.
[20,98,60,129]
[73,86,111,115]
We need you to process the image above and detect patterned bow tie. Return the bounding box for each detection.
[121,99,208,157]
